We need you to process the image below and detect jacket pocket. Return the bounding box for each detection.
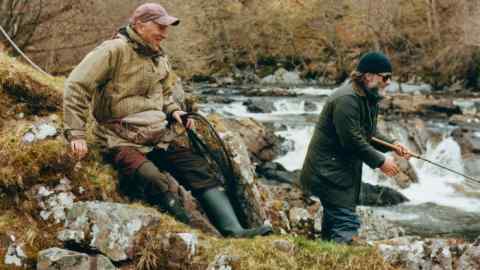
[317,157,354,189]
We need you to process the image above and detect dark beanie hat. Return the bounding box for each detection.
[356,52,392,74]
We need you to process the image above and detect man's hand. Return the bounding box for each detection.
[393,143,412,160]
[172,110,194,129]
[379,156,399,177]
[70,139,88,160]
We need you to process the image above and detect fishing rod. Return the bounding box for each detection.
[371,137,480,186]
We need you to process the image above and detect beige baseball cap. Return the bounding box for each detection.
[130,3,180,26]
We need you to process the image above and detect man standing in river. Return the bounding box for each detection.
[300,52,411,244]
[63,3,271,238]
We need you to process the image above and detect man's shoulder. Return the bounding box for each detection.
[95,38,130,54]
[329,83,357,102]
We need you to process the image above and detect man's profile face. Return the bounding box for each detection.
[365,73,391,90]
[135,21,169,50]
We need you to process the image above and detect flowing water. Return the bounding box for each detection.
[198,84,480,239]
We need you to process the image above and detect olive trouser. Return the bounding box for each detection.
[110,145,221,200]
[321,201,361,244]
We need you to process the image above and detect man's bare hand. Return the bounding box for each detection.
[70,139,88,160]
[394,143,412,160]
[380,156,399,176]
[172,110,194,129]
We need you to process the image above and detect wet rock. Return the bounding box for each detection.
[58,201,164,262]
[391,155,419,188]
[358,207,405,241]
[256,162,297,184]
[272,240,295,254]
[244,87,298,97]
[304,100,318,112]
[360,182,409,206]
[207,254,241,270]
[242,99,275,113]
[453,99,480,115]
[209,96,236,104]
[449,115,480,128]
[450,128,480,155]
[37,248,116,270]
[386,82,432,94]
[261,68,304,85]
[381,94,461,117]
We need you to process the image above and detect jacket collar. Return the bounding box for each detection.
[352,80,383,103]
[118,25,164,58]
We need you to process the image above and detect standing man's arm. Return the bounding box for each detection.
[333,96,399,176]
[64,43,117,159]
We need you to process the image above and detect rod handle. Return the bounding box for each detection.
[371,137,420,158]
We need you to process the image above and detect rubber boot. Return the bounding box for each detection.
[200,187,272,238]
[136,162,191,224]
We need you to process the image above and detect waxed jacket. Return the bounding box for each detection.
[63,25,181,152]
[299,81,395,209]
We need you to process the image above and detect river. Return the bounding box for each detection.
[197,83,480,240]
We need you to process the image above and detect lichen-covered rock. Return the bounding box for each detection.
[378,237,426,270]
[4,235,27,268]
[288,207,311,227]
[207,114,269,227]
[37,248,116,270]
[458,239,480,270]
[32,178,76,224]
[22,121,58,144]
[207,254,241,270]
[358,207,405,241]
[377,237,461,270]
[424,239,453,270]
[58,201,163,261]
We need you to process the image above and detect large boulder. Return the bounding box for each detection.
[58,202,169,261]
[223,117,283,162]
[260,68,304,85]
[200,114,270,227]
[37,248,116,270]
[380,94,461,117]
[242,99,275,113]
[360,183,409,206]
[256,161,298,184]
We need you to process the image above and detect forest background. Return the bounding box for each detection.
[1,0,480,89]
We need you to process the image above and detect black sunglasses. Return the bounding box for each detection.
[378,73,392,82]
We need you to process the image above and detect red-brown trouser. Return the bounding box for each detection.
[109,145,221,200]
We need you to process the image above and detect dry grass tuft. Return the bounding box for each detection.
[0,53,64,116]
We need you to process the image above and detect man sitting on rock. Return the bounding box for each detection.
[299,52,411,244]
[63,2,271,238]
